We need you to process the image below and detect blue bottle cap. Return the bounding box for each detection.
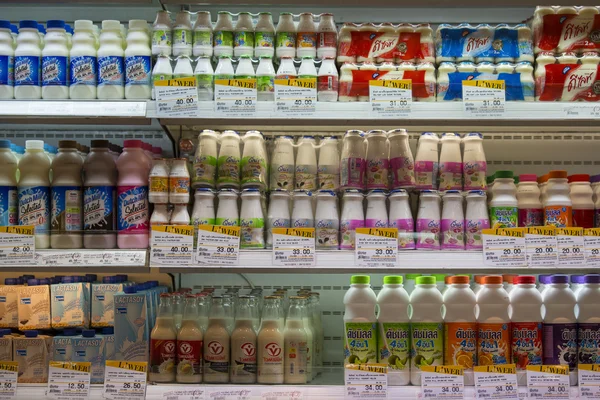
[4,278,16,285]
[123,286,137,294]
[62,276,74,283]
[19,20,38,30]
[27,279,39,286]
[0,21,10,31]
[81,329,95,338]
[10,25,17,35]
[63,328,77,336]
[37,24,46,34]
[24,330,38,338]
[102,327,114,335]
[46,20,65,30]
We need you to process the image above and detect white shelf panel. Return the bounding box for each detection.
[1,249,148,269]
[0,101,147,118]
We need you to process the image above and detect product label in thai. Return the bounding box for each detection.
[125,55,151,86]
[192,155,217,186]
[444,322,477,370]
[463,160,487,190]
[257,75,274,95]
[213,31,233,48]
[239,217,264,248]
[578,323,600,365]
[512,322,543,371]
[378,322,410,371]
[0,186,17,226]
[344,322,377,365]
[543,323,577,371]
[276,32,296,49]
[316,219,339,248]
[317,165,340,190]
[117,186,148,234]
[169,176,190,194]
[70,55,97,86]
[341,157,366,189]
[297,32,317,49]
[152,30,172,48]
[366,159,389,190]
[519,208,544,227]
[240,156,267,186]
[217,155,240,186]
[414,160,438,190]
[390,218,415,249]
[318,31,337,48]
[0,55,13,86]
[51,186,82,234]
[255,31,274,48]
[465,218,490,250]
[544,205,573,228]
[490,206,518,228]
[411,322,443,371]
[18,186,49,234]
[232,340,257,377]
[271,163,294,191]
[173,29,192,46]
[204,339,229,375]
[317,75,338,93]
[97,56,124,87]
[389,156,415,188]
[295,165,317,190]
[340,219,365,249]
[193,31,211,47]
[14,55,40,86]
[441,218,465,250]
[176,339,202,377]
[416,218,441,249]
[83,186,115,233]
[438,161,463,191]
[42,56,67,87]
[149,338,176,374]
[365,218,388,229]
[149,176,168,194]
[234,31,254,48]
[478,323,511,365]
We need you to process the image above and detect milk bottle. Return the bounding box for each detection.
[389,189,414,249]
[477,276,511,366]
[217,130,241,189]
[256,56,275,101]
[170,204,190,225]
[266,189,290,248]
[14,20,41,99]
[542,275,577,385]
[270,136,294,191]
[117,140,150,249]
[173,11,192,57]
[173,55,193,79]
[439,132,462,191]
[0,21,14,99]
[258,296,285,384]
[234,12,254,57]
[152,10,172,56]
[69,20,97,99]
[516,174,542,227]
[443,276,477,386]
[235,55,255,79]
[0,140,17,226]
[340,189,365,249]
[149,293,176,383]
[365,190,388,228]
[296,13,317,58]
[191,188,215,243]
[388,129,415,189]
[51,140,83,249]
[176,295,203,383]
[441,190,464,250]
[544,170,572,227]
[539,174,549,206]
[230,296,257,383]
[576,275,600,371]
[317,57,338,102]
[377,276,410,385]
[255,12,275,57]
[465,190,489,250]
[276,57,296,79]
[18,140,51,249]
[291,190,314,228]
[317,137,339,190]
[414,132,439,190]
[41,20,68,99]
[213,12,234,57]
[315,190,339,249]
[365,130,389,190]
[410,276,443,385]
[298,57,317,79]
[341,130,366,190]
[169,158,190,204]
[241,130,267,189]
[276,13,296,59]
[509,275,543,385]
[343,276,377,366]
[191,11,212,57]
[125,20,152,100]
[214,56,234,82]
[240,188,265,249]
[97,20,125,99]
[569,174,594,229]
[83,140,117,249]
[283,296,308,384]
[215,189,239,226]
[317,13,337,59]
[295,136,317,191]
[490,171,518,228]
[463,132,487,190]
[150,54,172,99]
[416,190,441,250]
[193,57,214,101]
[150,204,168,226]
[192,130,218,188]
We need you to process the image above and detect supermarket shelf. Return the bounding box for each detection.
[160,0,593,7]
[1,249,148,270]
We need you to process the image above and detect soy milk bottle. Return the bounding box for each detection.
[365,130,389,190]
[125,20,152,99]
[41,20,68,99]
[283,296,308,384]
[441,190,464,250]
[389,189,414,249]
[14,20,42,99]
[149,293,176,383]
[270,136,294,191]
[365,190,388,228]
[388,129,415,189]
[340,189,364,249]
[176,295,203,383]
[204,296,231,383]
[295,136,317,191]
[414,132,439,190]
[343,276,377,366]
[315,190,339,249]
[0,140,18,226]
[465,190,489,250]
[463,132,487,190]
[70,20,97,99]
[439,132,462,191]
[416,190,441,250]
[341,130,366,190]
[97,20,125,99]
[317,136,339,190]
[258,296,285,384]
[231,296,257,383]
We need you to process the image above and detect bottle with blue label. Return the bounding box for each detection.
[125,20,152,100]
[0,140,17,226]
[97,20,124,100]
[14,20,41,99]
[70,20,97,99]
[18,140,51,249]
[41,20,68,99]
[0,20,14,99]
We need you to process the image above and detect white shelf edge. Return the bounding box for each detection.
[0,249,148,269]
[0,101,148,118]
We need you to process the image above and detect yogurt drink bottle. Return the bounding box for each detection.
[234,12,254,57]
[291,190,314,228]
[410,276,444,385]
[117,140,150,249]
[97,20,125,99]
[592,176,600,225]
[194,57,214,101]
[18,140,51,249]
[544,170,572,227]
[152,10,172,57]
[240,188,265,249]
[213,12,234,57]
[341,130,366,190]
[0,140,18,226]
[258,296,285,384]
[490,171,518,228]
[172,11,192,57]
[192,11,212,57]
[150,204,169,226]
[276,57,296,79]
[343,276,377,366]
[83,140,117,249]
[295,136,317,191]
[169,158,190,204]
[256,56,275,101]
[517,174,543,227]
[543,275,577,385]
[149,158,169,203]
[315,190,339,249]
[318,136,340,190]
[510,276,543,385]
[217,130,241,189]
[377,276,410,386]
[191,188,215,245]
[296,13,317,58]
[266,189,291,247]
[414,132,439,190]
[176,295,203,383]
[365,190,388,228]
[231,296,257,383]
[69,20,97,99]
[389,189,414,249]
[283,296,308,384]
[571,275,585,299]
[317,13,337,59]
[477,276,511,366]
[125,20,152,100]
[340,189,365,250]
[150,293,177,383]
[51,140,83,249]
[215,189,239,226]
[254,12,275,57]
[192,130,218,189]
[576,275,600,368]
[151,54,172,99]
[0,21,14,100]
[569,174,594,228]
[170,205,190,225]
[416,190,441,250]
[441,190,464,250]
[204,296,231,383]
[276,13,296,59]
[41,20,68,99]
[462,132,487,190]
[465,190,489,251]
[173,55,193,78]
[240,131,267,189]
[438,132,462,191]
[235,55,255,79]
[365,130,389,190]
[270,136,295,191]
[14,20,42,99]
[317,58,338,102]
[443,275,477,386]
[298,57,317,79]
[388,129,415,189]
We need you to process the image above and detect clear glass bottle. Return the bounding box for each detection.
[284,296,308,384]
[257,296,285,384]
[177,294,203,383]
[150,293,177,383]
[204,296,231,383]
[230,296,258,383]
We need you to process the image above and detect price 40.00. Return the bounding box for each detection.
[175,97,194,105]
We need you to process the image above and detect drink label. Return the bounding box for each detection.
[169,176,190,194]
[390,218,415,249]
[578,323,600,365]
[240,156,267,186]
[152,29,172,47]
[315,219,339,248]
[444,322,477,370]
[365,219,388,228]
[542,323,577,370]
[389,156,415,188]
[378,322,410,371]
[117,186,149,234]
[255,31,274,48]
[341,157,366,189]
[217,155,240,186]
[441,218,465,250]
[193,155,217,187]
[512,322,543,371]
[232,340,257,377]
[0,55,13,86]
[465,218,489,250]
[18,186,50,235]
[490,206,518,228]
[416,218,441,250]
[318,31,337,48]
[83,186,115,234]
[573,208,595,229]
[317,165,339,190]
[340,219,365,249]
[544,205,573,228]
[149,339,176,374]
[414,160,438,190]
[258,339,284,380]
[0,186,17,226]
[271,164,294,191]
[70,55,97,86]
[51,186,82,234]
[14,55,40,86]
[213,30,233,48]
[173,29,192,46]
[295,165,317,190]
[193,31,211,47]
[411,322,443,371]
[125,56,151,86]
[317,75,338,93]
[518,208,544,227]
[463,160,487,190]
[344,322,377,365]
[438,161,462,191]
[239,217,264,248]
[42,56,67,87]
[176,339,202,377]
[366,158,389,190]
[276,32,296,49]
[257,75,274,96]
[97,56,124,87]
[234,31,254,48]
[477,323,511,366]
[292,218,312,229]
[297,32,317,49]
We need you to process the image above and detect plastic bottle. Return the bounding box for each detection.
[191,188,215,243]
[388,189,414,249]
[258,296,285,384]
[215,189,239,226]
[176,294,203,383]
[377,276,410,385]
[69,20,97,99]
[151,10,172,57]
[270,136,294,191]
[83,140,117,249]
[194,56,213,101]
[365,189,388,228]
[490,170,518,228]
[116,140,150,249]
[234,12,254,57]
[340,130,366,190]
[172,11,192,57]
[542,274,577,385]
[416,190,441,250]
[276,57,296,79]
[214,56,234,81]
[0,140,16,226]
[18,140,50,248]
[538,174,549,205]
[291,190,314,228]
[276,13,296,59]
[295,136,317,191]
[149,293,176,383]
[240,130,267,189]
[315,190,339,249]
[569,174,594,229]
[365,130,389,190]
[443,275,477,386]
[387,129,414,189]
[213,12,234,57]
[231,296,257,384]
[340,189,365,250]
[192,11,212,57]
[148,158,169,204]
[441,190,465,250]
[509,275,543,386]
[576,275,600,367]
[317,136,339,190]
[255,12,275,57]
[266,189,290,248]
[217,130,241,189]
[151,54,172,99]
[477,276,511,366]
[0,21,13,99]
[410,276,443,385]
[51,140,83,249]
[239,188,265,249]
[465,190,489,251]
[170,204,190,225]
[317,13,337,59]
[414,132,439,190]
[169,158,190,205]
[296,13,317,58]
[343,276,377,366]
[256,56,275,101]
[41,20,68,99]
[14,20,41,99]
[283,296,308,384]
[517,174,543,227]
[544,170,572,227]
[191,130,218,188]
[235,54,255,79]
[125,20,152,100]
[462,132,487,190]
[150,204,168,227]
[204,296,231,383]
[316,57,338,102]
[438,132,462,191]
[97,20,125,100]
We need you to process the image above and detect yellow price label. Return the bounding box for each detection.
[151,225,194,236]
[215,78,256,89]
[526,365,569,375]
[345,363,388,374]
[153,77,196,87]
[105,361,148,372]
[474,364,516,374]
[421,365,464,375]
[584,228,600,236]
[272,228,315,238]
[482,227,524,237]
[369,79,412,90]
[525,226,556,236]
[462,80,505,90]
[556,227,583,236]
[49,361,91,373]
[0,225,34,235]
[355,227,398,239]
[274,78,316,89]
[198,225,240,237]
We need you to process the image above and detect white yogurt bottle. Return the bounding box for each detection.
[0,21,14,99]
[341,130,366,190]
[438,132,462,191]
[576,275,600,369]
[192,11,212,57]
[152,10,172,57]
[318,136,340,191]
[365,130,389,190]
[170,204,190,225]
[441,190,464,250]
[465,190,489,251]
[298,57,317,80]
[315,190,339,249]
[365,189,388,228]
[291,190,314,228]
[169,158,190,204]
[270,136,294,192]
[234,12,254,57]
[317,13,337,59]
[69,20,97,99]
[266,189,290,248]
[151,54,172,99]
[516,174,543,227]
[317,57,338,102]
[462,132,487,190]
[173,55,193,78]
[215,188,239,226]
[388,129,415,189]
[276,57,296,79]
[240,130,267,189]
[172,11,192,57]
[217,130,241,189]
[148,158,169,204]
[296,13,317,58]
[295,136,317,191]
[476,275,511,368]
[254,12,275,57]
[544,170,572,227]
[416,190,441,250]
[343,275,377,366]
[235,55,255,79]
[191,188,215,246]
[340,189,365,250]
[276,13,296,59]
[240,188,265,249]
[97,20,125,100]
[213,12,234,57]
[125,20,152,100]
[490,170,518,228]
[14,20,41,99]
[192,129,218,189]
[414,132,439,190]
[256,56,275,101]
[389,189,414,250]
[194,56,214,101]
[214,56,234,80]
[41,20,68,99]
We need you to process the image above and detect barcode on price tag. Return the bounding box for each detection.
[482,228,526,267]
[272,228,315,267]
[103,361,147,400]
[462,80,505,118]
[579,364,600,399]
[0,362,17,400]
[345,363,387,399]
[275,78,316,116]
[369,80,412,116]
[0,226,34,265]
[584,228,600,267]
[150,225,194,266]
[474,364,518,399]
[155,77,199,117]
[421,365,465,399]
[215,78,257,117]
[556,227,585,267]
[355,228,398,268]
[525,226,558,267]
[197,225,240,266]
[527,365,570,400]
[46,361,91,400]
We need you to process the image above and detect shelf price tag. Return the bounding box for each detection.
[160,387,205,400]
[275,78,317,116]
[579,364,600,399]
[150,225,194,266]
[482,228,526,267]
[527,365,570,399]
[0,362,18,399]
[355,228,398,268]
[206,387,254,400]
[46,361,91,400]
[215,78,257,117]
[345,363,387,399]
[584,228,600,267]
[197,225,240,266]
[259,387,306,399]
[556,227,585,267]
[0,226,34,265]
[155,77,199,117]
[525,226,558,267]
[272,228,315,267]
[462,80,505,118]
[421,365,465,399]
[474,364,518,400]
[369,79,412,116]
[103,361,147,400]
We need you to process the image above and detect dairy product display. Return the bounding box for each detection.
[533,6,600,55]
[535,52,600,102]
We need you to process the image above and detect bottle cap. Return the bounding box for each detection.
[494,170,514,179]
[383,276,402,285]
[465,132,483,138]
[123,286,137,294]
[571,275,586,284]
[58,140,78,149]
[123,139,142,148]
[537,174,549,184]
[24,330,38,338]
[550,274,569,284]
[584,274,600,284]
[46,20,66,30]
[449,275,470,284]
[482,275,503,284]
[514,275,535,284]
[19,20,38,30]
[548,170,568,179]
[65,24,73,35]
[10,24,17,34]
[519,174,537,182]
[37,24,46,34]
[25,140,44,150]
[0,140,10,149]
[101,20,121,31]
[502,274,517,284]
[538,274,552,284]
[63,328,77,336]
[350,275,370,284]
[416,276,436,285]
[82,329,95,338]
[91,140,109,148]
[568,174,590,183]
[0,21,10,30]
[74,20,94,31]
[27,279,39,286]
[406,274,420,280]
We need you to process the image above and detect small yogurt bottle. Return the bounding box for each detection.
[291,190,314,228]
[315,190,339,249]
[438,132,462,191]
[239,188,265,249]
[389,189,415,250]
[465,190,490,251]
[365,189,388,228]
[340,189,365,250]
[415,190,441,250]
[414,132,439,190]
[441,190,465,250]
[266,189,290,248]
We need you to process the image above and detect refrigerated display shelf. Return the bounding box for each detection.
[3,249,148,269]
[159,0,594,7]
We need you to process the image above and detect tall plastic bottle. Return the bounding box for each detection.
[18,140,50,248]
[172,11,192,57]
[194,57,213,101]
[365,130,389,190]
[51,140,83,249]
[576,275,600,368]
[389,189,414,249]
[414,132,439,190]
[295,136,317,191]
[438,132,463,191]
[255,12,275,57]
[388,129,414,189]
[152,10,172,57]
[213,12,234,57]
[0,140,17,226]
[517,174,543,227]
[465,190,489,250]
[0,20,14,99]
[544,170,572,227]
[343,276,377,366]
[416,190,441,250]
[477,276,511,366]
[69,20,97,99]
[569,174,594,229]
[192,11,212,57]
[490,171,518,228]
[377,276,410,386]
[462,132,487,190]
[441,190,465,250]
[116,140,150,249]
[97,20,125,99]
[151,54,172,100]
[340,189,365,250]
[41,20,68,99]
[125,20,152,99]
[340,130,366,190]
[14,20,41,99]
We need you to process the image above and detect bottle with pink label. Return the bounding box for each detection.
[389,189,415,250]
[465,190,490,250]
[340,189,364,250]
[462,132,487,191]
[388,129,415,189]
[415,190,441,250]
[365,130,389,190]
[365,190,388,228]
[517,174,543,227]
[438,133,462,191]
[340,130,366,190]
[441,190,464,250]
[414,132,439,190]
[117,139,151,249]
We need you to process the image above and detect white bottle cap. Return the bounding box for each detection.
[129,20,149,31]
[102,20,121,32]
[26,140,44,150]
[74,20,94,32]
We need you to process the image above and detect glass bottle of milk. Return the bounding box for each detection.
[315,190,339,249]
[258,296,285,384]
[203,296,231,383]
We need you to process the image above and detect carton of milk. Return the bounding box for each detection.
[0,279,20,328]
[91,277,123,328]
[13,331,49,383]
[50,278,89,329]
[100,327,116,361]
[18,280,51,331]
[113,287,149,362]
[0,332,12,361]
[51,328,78,362]
[72,330,106,384]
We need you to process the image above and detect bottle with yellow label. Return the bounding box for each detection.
[476,275,511,367]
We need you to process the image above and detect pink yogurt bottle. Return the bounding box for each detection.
[117,140,152,249]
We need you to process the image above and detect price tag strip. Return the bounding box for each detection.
[421,365,465,399]
[0,226,34,265]
[215,78,257,117]
[584,228,600,267]
[150,225,194,266]
[197,225,240,266]
[259,387,306,400]
[482,228,526,267]
[103,361,147,400]
[355,228,398,268]
[526,365,570,400]
[474,364,518,400]
[155,77,199,117]
[345,363,388,399]
[369,80,412,116]
[556,227,585,267]
[462,80,505,118]
[160,387,205,400]
[275,78,317,116]
[272,228,315,267]
[525,226,558,267]
[33,250,146,267]
[579,364,600,399]
[205,387,255,400]
[0,362,17,400]
[46,361,91,400]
